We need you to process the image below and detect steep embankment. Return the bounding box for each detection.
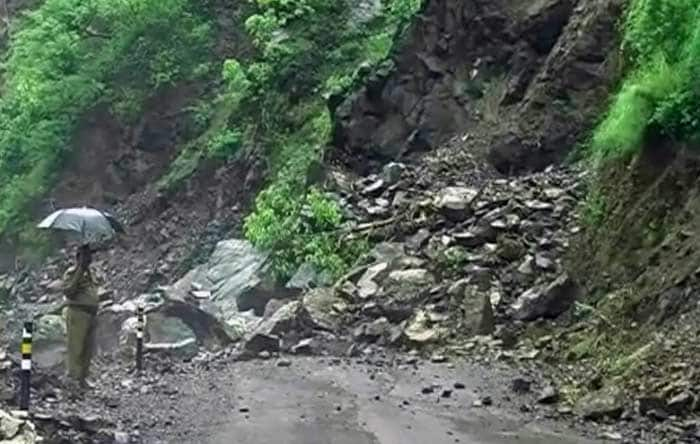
[0,0,423,288]
[331,0,622,174]
[0,0,253,268]
[537,0,700,425]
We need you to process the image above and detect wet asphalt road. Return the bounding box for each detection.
[118,358,602,444]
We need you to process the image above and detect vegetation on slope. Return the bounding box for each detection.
[0,0,423,280]
[165,0,423,281]
[557,0,700,405]
[0,0,213,241]
[591,0,700,160]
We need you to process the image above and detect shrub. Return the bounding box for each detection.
[245,180,365,282]
[238,0,424,279]
[591,0,700,159]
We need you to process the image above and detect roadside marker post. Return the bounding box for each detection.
[136,304,144,373]
[19,321,32,412]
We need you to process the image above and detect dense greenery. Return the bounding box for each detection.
[0,0,213,238]
[161,0,420,281]
[0,0,423,280]
[241,0,424,281]
[591,0,700,159]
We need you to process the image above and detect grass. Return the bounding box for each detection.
[590,0,700,160]
[538,289,658,403]
[581,187,607,226]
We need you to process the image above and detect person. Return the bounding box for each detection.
[62,244,99,389]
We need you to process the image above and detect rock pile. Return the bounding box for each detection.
[321,155,586,348]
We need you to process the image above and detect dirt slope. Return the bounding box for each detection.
[559,141,700,408]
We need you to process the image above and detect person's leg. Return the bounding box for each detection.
[65,307,90,383]
[80,314,98,383]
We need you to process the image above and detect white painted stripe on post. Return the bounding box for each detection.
[22,331,31,339]
[136,332,143,339]
[21,360,31,370]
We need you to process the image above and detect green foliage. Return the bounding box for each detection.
[243,0,347,99]
[386,0,423,25]
[221,58,252,104]
[186,100,215,136]
[243,104,369,282]
[206,128,243,159]
[581,189,607,226]
[0,0,422,278]
[0,0,213,237]
[236,0,419,280]
[245,180,365,281]
[438,246,469,273]
[591,0,700,159]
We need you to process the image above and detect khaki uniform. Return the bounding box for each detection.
[62,266,99,383]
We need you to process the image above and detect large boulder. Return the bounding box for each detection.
[575,386,625,420]
[356,262,389,299]
[384,268,435,304]
[0,409,39,443]
[387,269,434,287]
[243,291,347,353]
[243,333,280,355]
[251,301,307,337]
[205,240,269,294]
[403,310,445,344]
[286,263,332,290]
[201,239,274,315]
[511,274,578,321]
[235,284,301,318]
[96,293,233,360]
[353,317,396,343]
[369,242,409,267]
[241,302,306,355]
[168,239,298,322]
[302,288,348,331]
[433,187,479,221]
[146,314,196,345]
[461,286,496,336]
[157,297,236,346]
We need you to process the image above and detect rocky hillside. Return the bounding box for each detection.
[4,0,700,443]
[332,0,622,174]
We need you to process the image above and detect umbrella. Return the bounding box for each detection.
[37,207,124,245]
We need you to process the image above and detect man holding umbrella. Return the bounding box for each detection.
[38,206,124,390]
[62,244,99,389]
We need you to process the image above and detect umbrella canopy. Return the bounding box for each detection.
[37,207,124,245]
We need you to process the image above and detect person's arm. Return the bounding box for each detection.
[62,267,83,299]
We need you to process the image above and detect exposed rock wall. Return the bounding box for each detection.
[331,0,623,174]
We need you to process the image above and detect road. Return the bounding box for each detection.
[102,357,603,444]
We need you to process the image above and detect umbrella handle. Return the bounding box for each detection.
[80,219,87,245]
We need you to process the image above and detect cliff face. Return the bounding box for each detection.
[331,0,622,174]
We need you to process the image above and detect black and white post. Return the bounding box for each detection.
[136,304,144,373]
[19,321,32,412]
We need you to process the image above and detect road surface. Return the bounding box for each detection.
[98,357,603,444]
